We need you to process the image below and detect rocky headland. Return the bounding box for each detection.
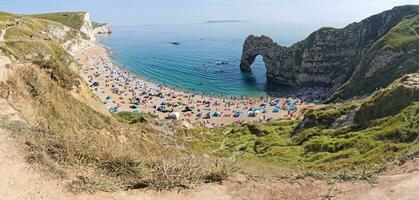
[93,22,112,34]
[240,5,419,101]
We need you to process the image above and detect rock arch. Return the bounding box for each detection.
[239,35,292,85]
[240,35,277,72]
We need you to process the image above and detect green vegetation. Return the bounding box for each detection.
[355,74,419,124]
[114,112,157,124]
[178,99,418,178]
[1,40,79,90]
[92,22,107,29]
[330,14,419,102]
[31,12,87,30]
[376,15,419,50]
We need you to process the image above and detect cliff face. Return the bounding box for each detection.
[240,5,419,99]
[79,12,95,41]
[31,12,96,41]
[93,23,112,34]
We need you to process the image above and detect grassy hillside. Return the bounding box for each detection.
[31,12,87,30]
[354,73,419,124]
[92,22,107,29]
[330,14,419,102]
[177,98,418,180]
[0,13,229,192]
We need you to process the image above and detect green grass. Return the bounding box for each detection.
[329,15,419,102]
[354,74,419,124]
[31,12,87,30]
[114,112,157,124]
[375,15,419,50]
[1,40,80,90]
[179,100,418,177]
[92,22,107,29]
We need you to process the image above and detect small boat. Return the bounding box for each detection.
[216,60,229,65]
[171,42,180,45]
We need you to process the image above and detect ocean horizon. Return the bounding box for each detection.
[98,22,323,97]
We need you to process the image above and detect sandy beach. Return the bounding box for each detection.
[75,44,317,127]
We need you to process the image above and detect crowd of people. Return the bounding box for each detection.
[76,45,320,127]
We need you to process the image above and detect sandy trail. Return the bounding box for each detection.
[358,171,419,200]
[0,25,12,42]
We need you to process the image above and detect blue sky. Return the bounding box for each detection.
[1,0,418,26]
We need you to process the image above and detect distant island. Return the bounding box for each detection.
[204,20,246,24]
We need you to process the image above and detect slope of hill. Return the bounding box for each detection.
[0,12,229,192]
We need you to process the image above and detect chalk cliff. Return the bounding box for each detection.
[93,23,112,34]
[240,5,419,100]
[80,12,95,41]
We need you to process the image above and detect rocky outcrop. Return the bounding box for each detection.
[80,12,95,41]
[240,5,419,97]
[93,23,112,34]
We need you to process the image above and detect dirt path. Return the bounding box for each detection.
[357,169,419,200]
[0,129,78,200]
[0,25,12,42]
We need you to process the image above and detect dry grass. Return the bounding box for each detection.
[0,64,233,192]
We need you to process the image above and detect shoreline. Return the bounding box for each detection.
[101,44,273,100]
[75,41,319,127]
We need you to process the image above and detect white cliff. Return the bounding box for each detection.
[79,12,95,41]
[93,23,112,34]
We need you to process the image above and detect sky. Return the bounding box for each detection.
[0,0,418,26]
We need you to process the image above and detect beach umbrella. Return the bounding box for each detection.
[233,111,241,118]
[273,107,280,113]
[109,107,118,113]
[274,98,281,103]
[91,82,99,87]
[132,109,140,113]
[105,96,112,100]
[263,99,270,103]
[262,108,268,113]
[168,112,180,120]
[129,105,137,109]
[133,101,140,105]
[205,112,211,119]
[213,112,222,117]
[157,106,167,112]
[184,106,193,112]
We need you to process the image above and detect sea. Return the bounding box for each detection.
[97,22,320,97]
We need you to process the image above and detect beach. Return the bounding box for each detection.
[75,44,317,127]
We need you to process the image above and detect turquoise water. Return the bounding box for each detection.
[98,23,316,97]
